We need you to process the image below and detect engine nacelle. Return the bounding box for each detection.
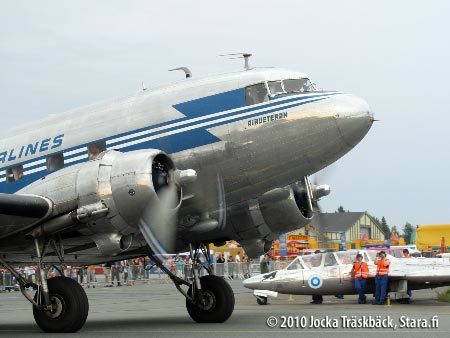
[258,186,312,234]
[238,238,273,259]
[20,149,181,255]
[227,179,316,258]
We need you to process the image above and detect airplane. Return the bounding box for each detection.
[0,56,373,332]
[243,250,450,305]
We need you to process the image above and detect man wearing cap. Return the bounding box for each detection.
[373,251,390,305]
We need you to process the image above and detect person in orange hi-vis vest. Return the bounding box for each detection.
[373,251,390,305]
[351,253,369,304]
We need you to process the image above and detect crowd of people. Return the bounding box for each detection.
[1,252,262,290]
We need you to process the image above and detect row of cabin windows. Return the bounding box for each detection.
[245,78,315,106]
[3,140,107,183]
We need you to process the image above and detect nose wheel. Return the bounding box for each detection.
[256,296,268,305]
[33,276,89,333]
[186,275,235,323]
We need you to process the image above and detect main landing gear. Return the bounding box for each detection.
[33,276,89,332]
[151,242,235,323]
[0,236,89,333]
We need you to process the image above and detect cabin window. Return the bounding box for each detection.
[267,81,284,96]
[46,153,65,172]
[6,165,24,182]
[88,141,107,160]
[245,83,269,106]
[283,78,314,93]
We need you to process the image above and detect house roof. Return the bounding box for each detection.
[311,212,366,232]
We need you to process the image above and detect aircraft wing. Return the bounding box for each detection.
[0,193,53,239]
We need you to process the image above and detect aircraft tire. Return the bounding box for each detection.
[33,276,89,333]
[186,275,235,323]
[256,297,268,305]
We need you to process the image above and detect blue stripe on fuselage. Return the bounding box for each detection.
[106,91,336,149]
[0,89,333,193]
[0,90,337,173]
[173,88,246,119]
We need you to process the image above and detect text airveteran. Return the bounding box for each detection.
[247,112,288,127]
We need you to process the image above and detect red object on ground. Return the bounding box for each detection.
[441,237,447,253]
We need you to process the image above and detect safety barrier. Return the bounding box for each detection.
[0,271,17,292]
[0,261,292,292]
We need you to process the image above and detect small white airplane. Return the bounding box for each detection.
[243,250,450,304]
[0,55,373,332]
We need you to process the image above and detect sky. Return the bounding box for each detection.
[1,1,449,229]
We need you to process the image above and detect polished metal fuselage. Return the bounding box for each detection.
[0,68,373,263]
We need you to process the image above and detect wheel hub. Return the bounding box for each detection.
[197,290,216,311]
[44,295,65,319]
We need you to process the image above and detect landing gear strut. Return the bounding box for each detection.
[0,236,89,333]
[151,242,235,323]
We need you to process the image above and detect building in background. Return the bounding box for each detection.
[216,212,387,258]
[284,212,386,253]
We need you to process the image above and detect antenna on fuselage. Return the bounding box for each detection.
[219,52,253,70]
[168,67,192,78]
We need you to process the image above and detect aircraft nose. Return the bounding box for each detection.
[243,275,260,290]
[334,95,374,148]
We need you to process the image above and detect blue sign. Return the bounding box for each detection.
[279,234,287,257]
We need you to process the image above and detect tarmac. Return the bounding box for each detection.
[1,279,450,338]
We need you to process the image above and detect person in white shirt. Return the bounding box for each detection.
[234,252,241,278]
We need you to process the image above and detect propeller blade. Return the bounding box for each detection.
[216,173,227,230]
[138,182,180,256]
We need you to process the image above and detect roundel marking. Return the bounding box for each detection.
[308,275,323,289]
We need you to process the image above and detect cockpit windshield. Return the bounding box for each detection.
[267,78,316,97]
[283,78,315,93]
[302,254,323,269]
[286,257,304,270]
[267,81,284,95]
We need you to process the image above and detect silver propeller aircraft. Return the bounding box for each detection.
[244,250,450,305]
[0,58,373,332]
